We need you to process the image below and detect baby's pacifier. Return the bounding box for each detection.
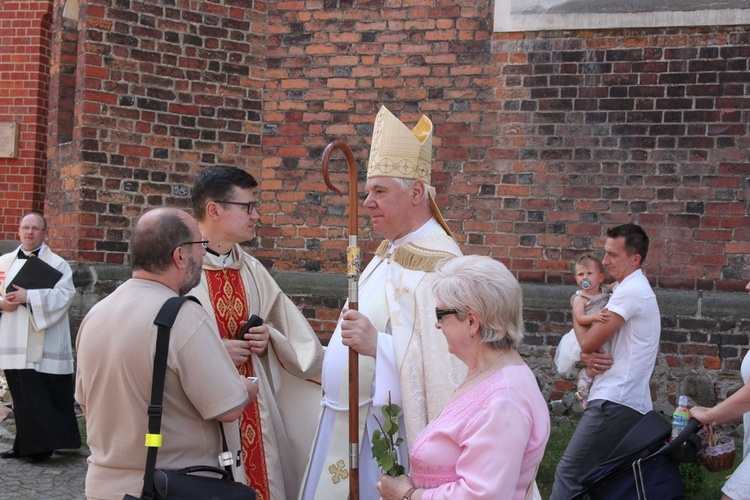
[581,279,591,289]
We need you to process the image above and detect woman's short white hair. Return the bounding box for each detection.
[432,255,524,350]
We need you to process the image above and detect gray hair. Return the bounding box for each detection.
[389,177,431,208]
[130,209,193,273]
[432,255,524,350]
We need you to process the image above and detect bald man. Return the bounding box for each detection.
[76,208,258,499]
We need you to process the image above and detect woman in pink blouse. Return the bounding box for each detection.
[377,255,550,500]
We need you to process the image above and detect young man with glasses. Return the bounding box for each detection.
[0,212,81,462]
[301,106,464,500]
[190,165,324,500]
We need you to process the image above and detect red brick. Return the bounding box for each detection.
[2,2,749,302]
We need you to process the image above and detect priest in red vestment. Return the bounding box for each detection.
[190,166,325,500]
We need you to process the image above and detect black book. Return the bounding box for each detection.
[5,256,63,294]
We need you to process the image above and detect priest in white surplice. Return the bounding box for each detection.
[300,106,466,500]
[0,212,80,461]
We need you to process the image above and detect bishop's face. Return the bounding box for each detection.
[363,177,417,243]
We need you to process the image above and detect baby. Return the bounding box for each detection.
[554,253,611,409]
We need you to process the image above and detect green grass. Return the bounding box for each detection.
[537,425,574,499]
[537,425,743,499]
[680,458,742,499]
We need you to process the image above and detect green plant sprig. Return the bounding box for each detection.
[371,391,406,477]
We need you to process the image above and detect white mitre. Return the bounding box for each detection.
[367,105,454,239]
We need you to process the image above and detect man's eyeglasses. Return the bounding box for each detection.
[435,308,459,322]
[176,239,209,251]
[215,200,257,214]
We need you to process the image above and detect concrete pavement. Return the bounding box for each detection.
[0,406,88,499]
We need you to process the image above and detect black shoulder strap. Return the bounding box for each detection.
[149,296,201,415]
[140,296,200,500]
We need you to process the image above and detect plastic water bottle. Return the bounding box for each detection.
[671,395,689,441]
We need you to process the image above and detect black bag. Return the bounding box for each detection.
[124,466,255,499]
[124,296,256,500]
[125,466,254,500]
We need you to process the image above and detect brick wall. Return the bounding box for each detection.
[0,0,52,238]
[261,2,749,293]
[1,1,748,411]
[5,1,747,287]
[258,2,749,407]
[43,0,267,262]
[491,27,750,292]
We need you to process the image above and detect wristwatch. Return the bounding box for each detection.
[402,486,417,500]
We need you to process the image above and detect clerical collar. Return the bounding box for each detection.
[205,246,236,268]
[391,218,439,250]
[17,246,43,259]
[206,247,231,258]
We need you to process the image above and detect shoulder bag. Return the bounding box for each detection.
[123,296,256,500]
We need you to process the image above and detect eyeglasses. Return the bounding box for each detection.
[177,239,209,250]
[435,308,459,322]
[20,226,45,232]
[215,200,257,214]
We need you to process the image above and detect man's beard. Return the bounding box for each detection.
[178,253,202,296]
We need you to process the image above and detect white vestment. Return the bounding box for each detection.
[300,219,465,500]
[190,244,324,500]
[0,244,75,374]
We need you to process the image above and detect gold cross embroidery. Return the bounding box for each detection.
[328,460,349,484]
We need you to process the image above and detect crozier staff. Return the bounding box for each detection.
[301,105,465,500]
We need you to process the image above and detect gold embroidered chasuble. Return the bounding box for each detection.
[190,245,324,500]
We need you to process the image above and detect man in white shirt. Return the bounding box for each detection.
[300,106,465,500]
[551,223,661,499]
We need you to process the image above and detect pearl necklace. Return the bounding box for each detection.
[456,349,511,392]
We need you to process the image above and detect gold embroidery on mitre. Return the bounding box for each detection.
[365,106,455,240]
[329,460,349,484]
[391,244,457,272]
[367,106,433,184]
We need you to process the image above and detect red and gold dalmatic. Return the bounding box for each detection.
[191,246,325,500]
[205,268,271,500]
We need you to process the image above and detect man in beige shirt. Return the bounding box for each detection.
[76,208,258,499]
